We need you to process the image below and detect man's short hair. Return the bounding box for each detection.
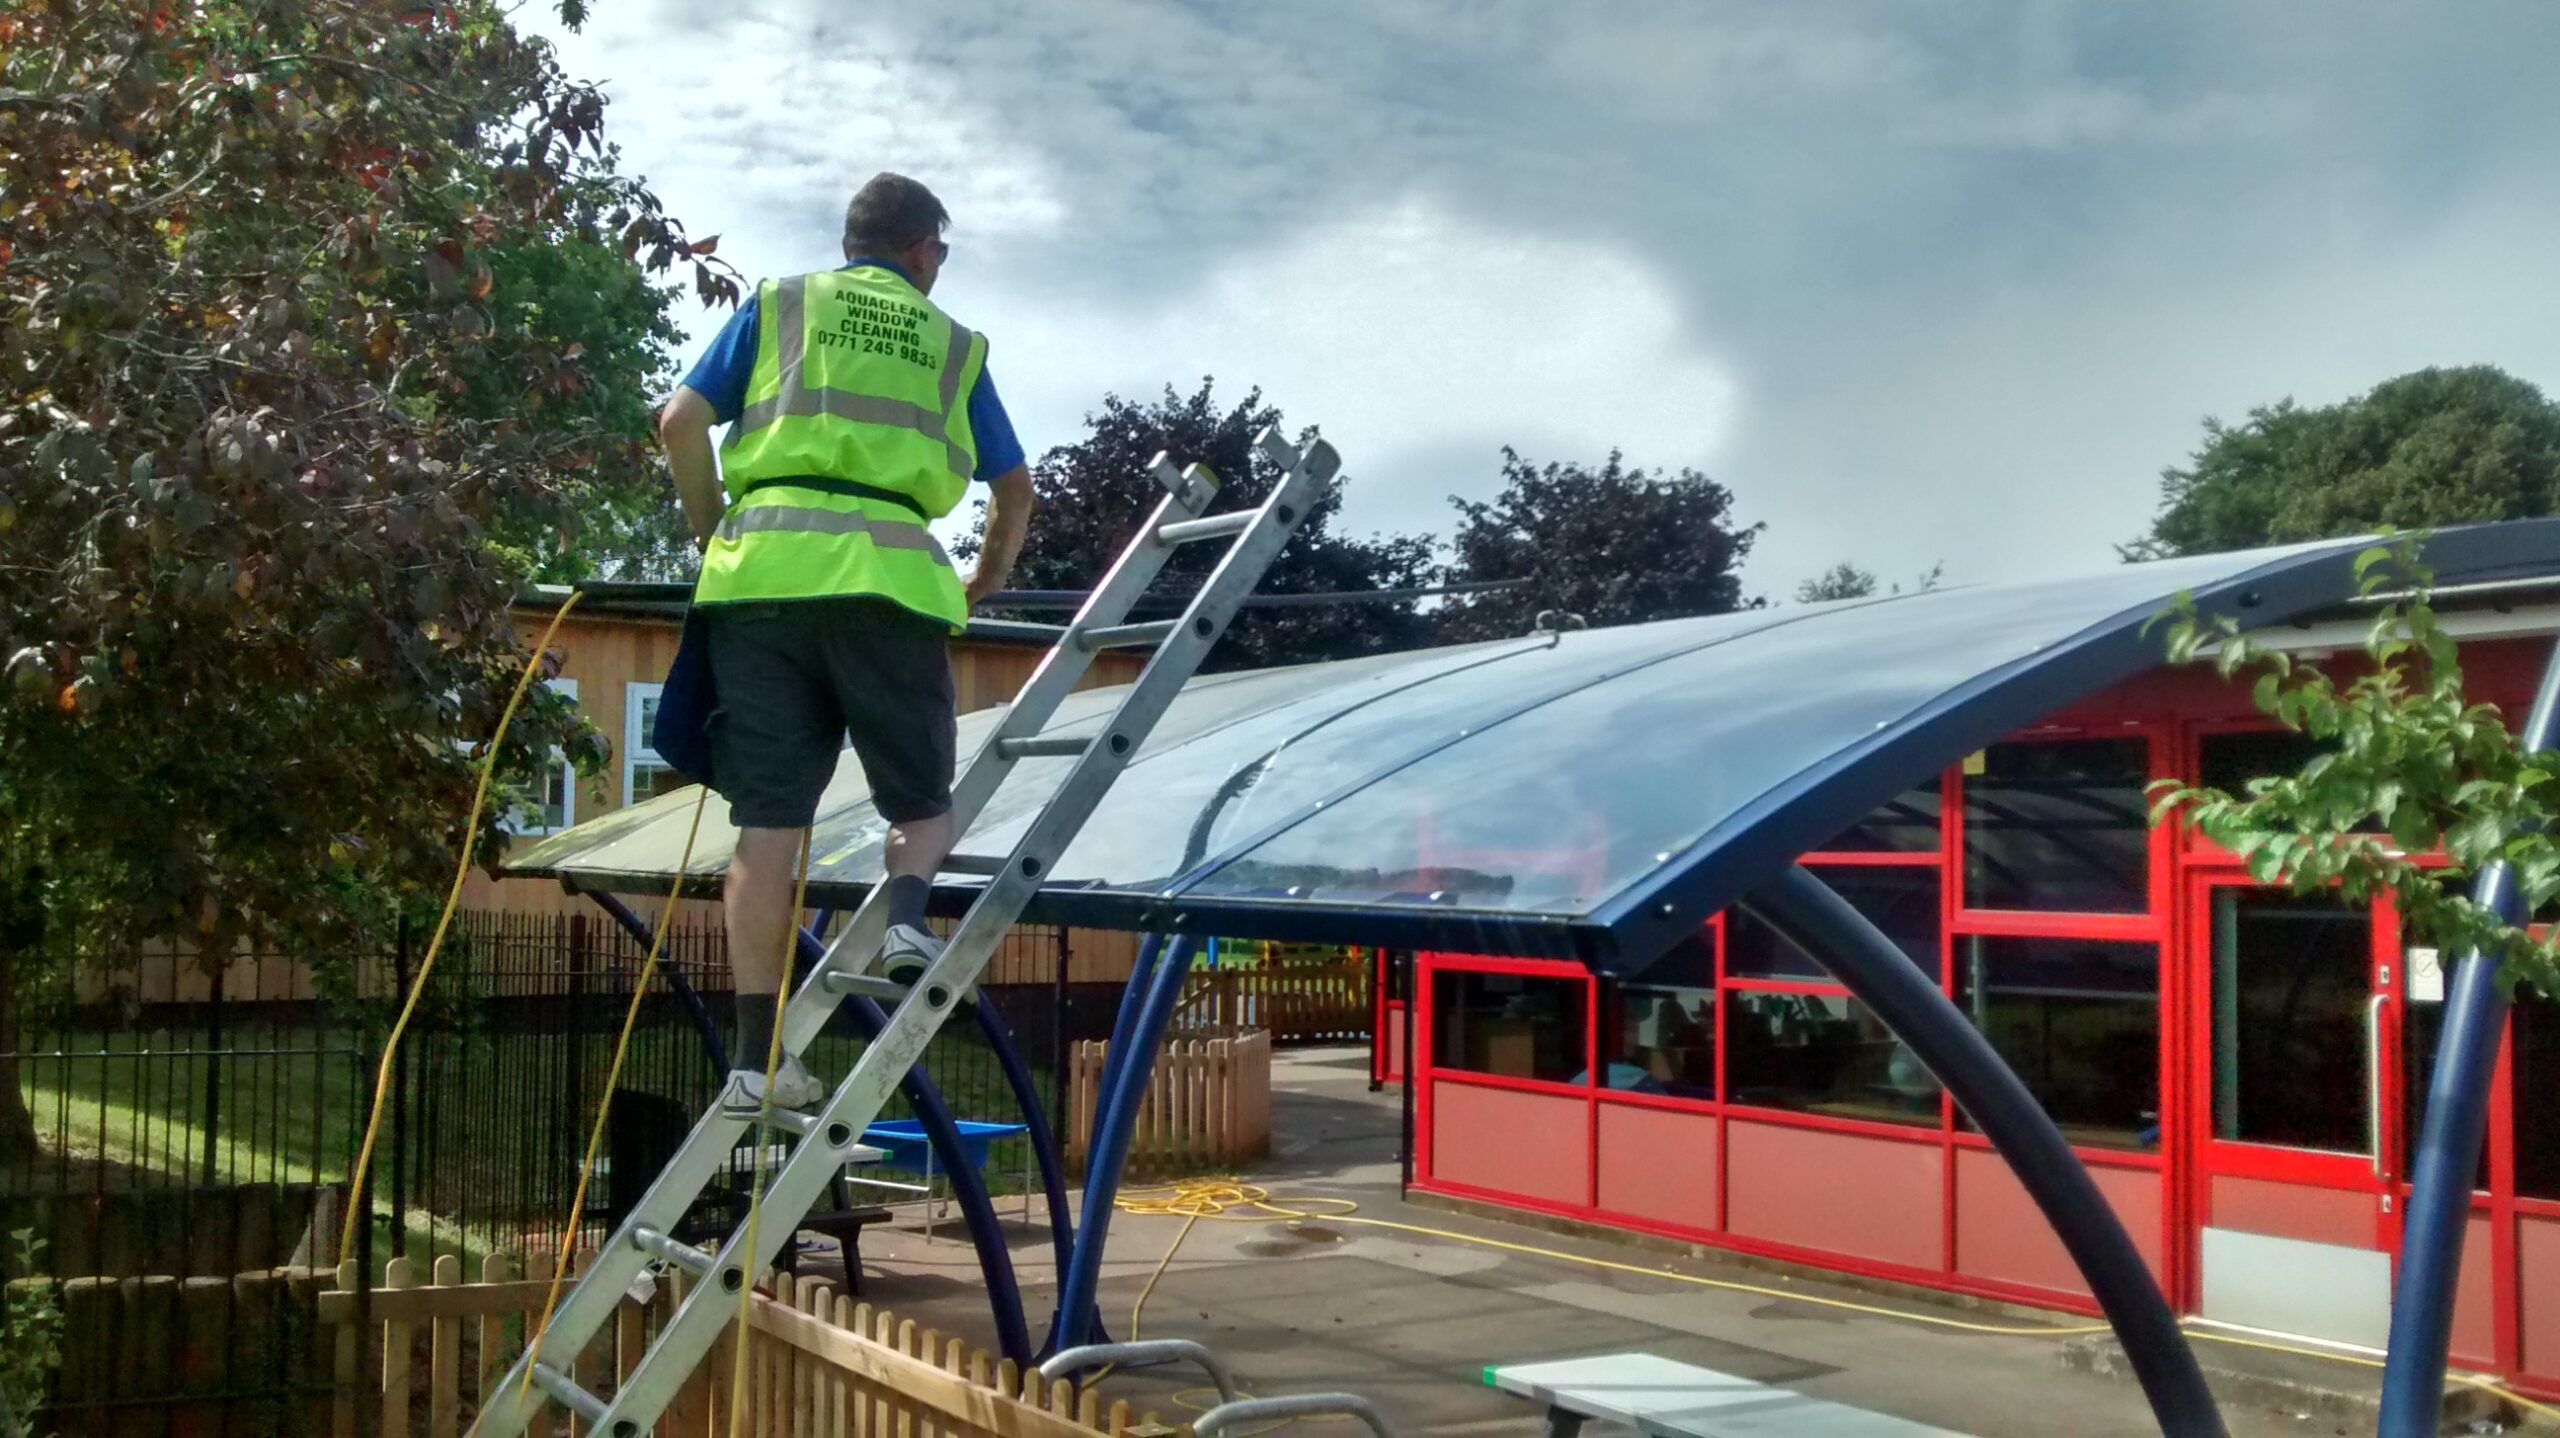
[843,173,950,260]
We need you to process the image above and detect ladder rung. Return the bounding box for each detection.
[969,618,1071,644]
[824,970,977,1011]
[529,1362,611,1427]
[754,1106,818,1138]
[819,971,910,1002]
[938,852,1007,875]
[1155,511,1254,545]
[1079,620,1180,650]
[630,1226,714,1278]
[997,734,1090,760]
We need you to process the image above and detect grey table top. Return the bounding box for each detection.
[1488,1353,1972,1438]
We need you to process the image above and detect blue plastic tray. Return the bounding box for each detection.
[862,1119,1028,1174]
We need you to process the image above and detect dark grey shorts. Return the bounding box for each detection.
[702,596,956,829]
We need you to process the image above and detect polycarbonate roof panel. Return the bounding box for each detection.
[505,518,2560,969]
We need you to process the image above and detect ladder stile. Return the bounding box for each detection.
[470,429,1331,1438]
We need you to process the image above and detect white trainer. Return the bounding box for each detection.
[879,922,946,987]
[720,1052,826,1115]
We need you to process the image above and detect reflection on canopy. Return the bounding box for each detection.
[505,519,2560,972]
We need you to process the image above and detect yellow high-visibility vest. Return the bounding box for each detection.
[695,266,987,629]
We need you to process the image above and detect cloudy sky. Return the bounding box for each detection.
[527,1,2560,596]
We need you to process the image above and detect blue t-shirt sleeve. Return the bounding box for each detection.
[968,365,1026,481]
[679,296,760,425]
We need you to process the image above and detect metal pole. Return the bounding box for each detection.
[1747,865,2222,1436]
[2379,632,2560,1434]
[1045,934,1198,1357]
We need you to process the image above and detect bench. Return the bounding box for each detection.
[780,1204,897,1295]
[1485,1353,1971,1438]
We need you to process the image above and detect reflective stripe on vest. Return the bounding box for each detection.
[715,502,951,563]
[696,267,986,628]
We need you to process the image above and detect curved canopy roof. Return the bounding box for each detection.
[507,519,2560,972]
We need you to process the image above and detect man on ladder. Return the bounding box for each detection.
[656,172,1038,1114]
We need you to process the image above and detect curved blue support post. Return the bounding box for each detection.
[1749,866,2222,1436]
[970,997,1078,1279]
[793,925,1035,1365]
[1044,933,1197,1358]
[580,887,730,1077]
[2380,635,2560,1434]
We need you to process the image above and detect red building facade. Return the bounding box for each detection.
[1401,630,2560,1396]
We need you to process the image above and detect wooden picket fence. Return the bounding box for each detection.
[1063,1030,1271,1178]
[317,1253,1140,1438]
[1173,958,1368,1044]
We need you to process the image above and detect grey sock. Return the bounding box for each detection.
[734,995,778,1073]
[885,875,930,931]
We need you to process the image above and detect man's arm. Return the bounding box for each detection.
[965,465,1035,608]
[658,385,726,546]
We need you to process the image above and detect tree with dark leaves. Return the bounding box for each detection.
[0,0,735,1129]
[2126,366,2560,560]
[1435,447,1762,640]
[957,380,1436,670]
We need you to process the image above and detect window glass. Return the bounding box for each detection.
[1725,991,1938,1124]
[1724,867,1938,980]
[2206,889,2368,1154]
[624,682,685,804]
[1962,738,2150,913]
[1597,927,1714,1099]
[2401,995,2489,1192]
[1430,969,1586,1084]
[1957,935,2160,1150]
[1816,781,1943,854]
[2517,987,2560,1200]
[2198,730,2383,834]
[503,678,576,834]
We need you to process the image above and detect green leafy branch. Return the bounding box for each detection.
[2147,536,2560,998]
[0,1230,61,1438]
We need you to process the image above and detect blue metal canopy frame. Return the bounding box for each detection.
[512,518,2560,1431]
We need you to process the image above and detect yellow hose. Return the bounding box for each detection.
[512,783,712,1409]
[339,590,582,1274]
[1103,1178,2560,1425]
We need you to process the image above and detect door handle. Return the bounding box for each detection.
[2367,992,2388,1181]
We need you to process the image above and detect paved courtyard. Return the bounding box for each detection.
[836,1047,2476,1438]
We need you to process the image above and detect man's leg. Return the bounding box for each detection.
[704,602,839,1106]
[878,811,953,935]
[725,824,805,1069]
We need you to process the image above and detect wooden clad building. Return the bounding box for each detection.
[462,589,1147,941]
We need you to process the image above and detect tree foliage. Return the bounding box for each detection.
[1434,447,1761,642]
[2149,539,2560,999]
[1794,562,1877,603]
[2127,366,2560,560]
[957,380,1436,669]
[1794,559,1944,604]
[0,0,732,968]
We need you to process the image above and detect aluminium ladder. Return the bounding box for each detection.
[471,427,1340,1438]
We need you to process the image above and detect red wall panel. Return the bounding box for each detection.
[1724,1120,1940,1271]
[2519,1216,2560,1383]
[2451,1211,2497,1369]
[1595,1101,1717,1232]
[2208,1174,2375,1249]
[1952,1147,2164,1295]
[1429,1081,1586,1207]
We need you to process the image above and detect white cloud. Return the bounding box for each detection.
[968,196,1741,542]
[522,0,2560,597]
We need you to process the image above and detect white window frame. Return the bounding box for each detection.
[625,681,677,806]
[500,677,578,836]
